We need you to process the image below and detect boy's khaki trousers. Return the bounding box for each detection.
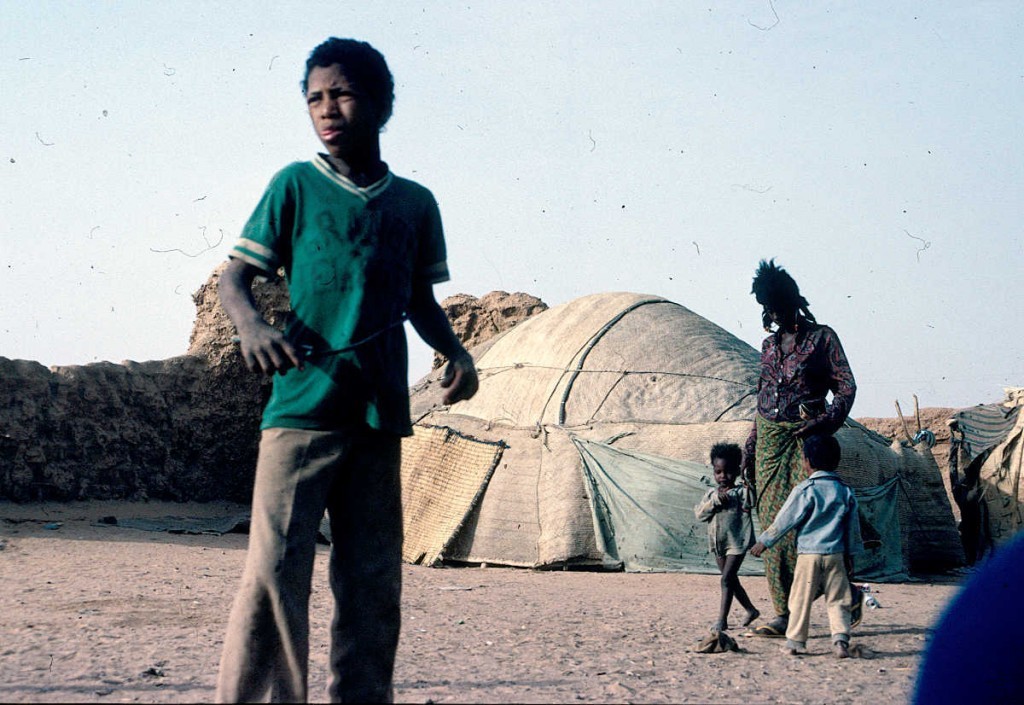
[216,427,403,703]
[785,552,853,650]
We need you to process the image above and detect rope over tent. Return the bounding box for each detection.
[556,298,669,425]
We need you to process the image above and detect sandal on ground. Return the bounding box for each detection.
[750,618,787,637]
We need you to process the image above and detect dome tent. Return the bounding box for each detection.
[400,292,962,576]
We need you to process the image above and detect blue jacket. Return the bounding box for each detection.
[758,471,863,555]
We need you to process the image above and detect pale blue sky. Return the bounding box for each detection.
[2,1,1022,417]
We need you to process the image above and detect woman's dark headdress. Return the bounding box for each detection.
[751,258,815,332]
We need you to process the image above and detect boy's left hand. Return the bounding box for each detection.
[441,354,479,405]
[750,541,767,558]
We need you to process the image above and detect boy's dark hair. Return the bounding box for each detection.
[751,258,817,332]
[302,38,395,129]
[802,434,841,472]
[710,442,743,473]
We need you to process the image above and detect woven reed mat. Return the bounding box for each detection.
[400,424,505,565]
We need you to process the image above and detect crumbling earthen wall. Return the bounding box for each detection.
[0,263,547,502]
[0,263,287,502]
[431,291,548,369]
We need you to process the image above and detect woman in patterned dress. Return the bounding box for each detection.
[742,259,859,637]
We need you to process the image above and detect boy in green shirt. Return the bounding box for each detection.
[215,38,478,703]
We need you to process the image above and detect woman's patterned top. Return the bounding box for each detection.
[743,323,856,468]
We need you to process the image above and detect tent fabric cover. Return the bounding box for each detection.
[979,416,1023,544]
[955,390,1024,545]
[448,293,760,428]
[952,403,1020,462]
[440,420,604,567]
[849,476,909,582]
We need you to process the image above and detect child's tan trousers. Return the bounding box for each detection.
[785,552,853,650]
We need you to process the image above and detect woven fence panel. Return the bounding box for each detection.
[400,425,504,566]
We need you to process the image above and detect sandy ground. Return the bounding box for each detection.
[0,501,961,704]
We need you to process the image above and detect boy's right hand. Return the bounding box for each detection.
[236,322,304,375]
[750,541,767,558]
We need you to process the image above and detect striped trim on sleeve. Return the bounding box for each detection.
[419,260,450,284]
[229,238,280,274]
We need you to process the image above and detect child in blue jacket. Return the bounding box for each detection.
[750,434,862,658]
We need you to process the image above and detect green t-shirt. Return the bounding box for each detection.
[230,155,450,435]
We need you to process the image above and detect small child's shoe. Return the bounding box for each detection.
[834,641,850,659]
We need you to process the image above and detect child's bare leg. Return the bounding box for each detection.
[727,554,760,624]
[714,555,732,631]
[720,554,759,628]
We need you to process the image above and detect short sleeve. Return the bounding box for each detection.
[414,193,449,285]
[229,168,295,275]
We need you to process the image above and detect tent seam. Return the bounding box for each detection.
[555,298,671,425]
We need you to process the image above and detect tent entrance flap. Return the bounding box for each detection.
[400,425,505,566]
[574,437,764,574]
[575,437,907,581]
[851,476,908,582]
